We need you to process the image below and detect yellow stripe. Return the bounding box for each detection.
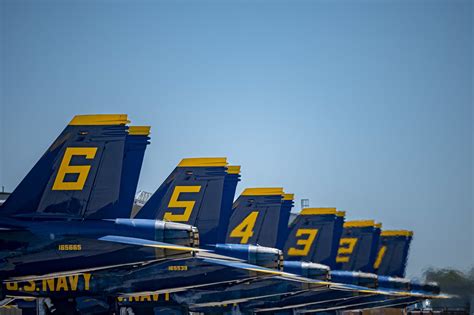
[246,268,283,275]
[144,244,203,251]
[241,188,284,196]
[373,245,387,269]
[129,126,151,136]
[300,208,337,215]
[343,220,375,228]
[283,193,294,201]
[178,158,228,167]
[381,230,413,237]
[375,223,383,229]
[69,114,129,126]
[227,165,241,174]
[336,211,346,217]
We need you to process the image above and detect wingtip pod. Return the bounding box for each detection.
[336,210,346,217]
[283,193,294,201]
[69,114,130,126]
[241,187,284,196]
[381,230,414,237]
[178,157,228,167]
[129,126,151,136]
[300,208,337,216]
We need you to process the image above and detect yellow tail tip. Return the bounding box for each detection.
[300,208,337,215]
[178,157,228,167]
[381,230,414,237]
[129,126,151,136]
[343,220,376,228]
[69,114,129,126]
[241,188,284,196]
[227,165,241,174]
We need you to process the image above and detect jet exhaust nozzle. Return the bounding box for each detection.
[283,261,330,281]
[410,281,440,295]
[378,276,410,291]
[330,270,378,288]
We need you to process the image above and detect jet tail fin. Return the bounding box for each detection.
[336,220,382,273]
[135,158,235,246]
[225,188,292,248]
[374,230,413,277]
[1,114,133,220]
[283,208,344,268]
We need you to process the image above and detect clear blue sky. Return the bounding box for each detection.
[1,0,472,277]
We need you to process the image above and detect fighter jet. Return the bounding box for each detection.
[0,116,311,314]
[114,167,374,315]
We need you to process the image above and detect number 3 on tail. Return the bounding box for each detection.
[229,211,259,244]
[287,229,318,256]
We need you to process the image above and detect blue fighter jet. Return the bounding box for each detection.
[0,116,315,314]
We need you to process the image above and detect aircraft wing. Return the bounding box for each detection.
[0,298,15,307]
[328,283,453,299]
[5,236,205,282]
[393,291,453,299]
[5,258,170,282]
[115,257,332,298]
[199,256,335,285]
[327,283,406,296]
[199,258,404,295]
[98,235,208,252]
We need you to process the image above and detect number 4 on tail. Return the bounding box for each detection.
[229,211,259,244]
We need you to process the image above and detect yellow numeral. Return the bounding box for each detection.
[229,211,259,244]
[373,245,387,269]
[167,265,188,271]
[287,228,318,256]
[336,238,358,263]
[163,186,201,222]
[58,244,82,251]
[52,147,97,191]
